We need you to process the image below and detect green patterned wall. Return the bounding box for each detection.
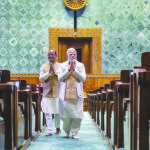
[0,0,150,73]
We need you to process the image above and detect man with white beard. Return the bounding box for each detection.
[58,48,86,139]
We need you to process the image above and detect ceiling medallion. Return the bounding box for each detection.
[64,0,87,10]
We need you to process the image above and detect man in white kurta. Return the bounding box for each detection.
[39,50,61,136]
[58,48,86,139]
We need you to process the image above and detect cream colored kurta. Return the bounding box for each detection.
[58,60,86,118]
[39,62,60,114]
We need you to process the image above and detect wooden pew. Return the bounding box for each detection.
[117,70,132,148]
[94,90,99,123]
[87,90,98,123]
[15,81,44,145]
[0,99,5,150]
[103,84,110,136]
[106,80,116,139]
[0,84,17,149]
[141,51,150,70]
[96,87,104,130]
[87,91,91,116]
[17,101,25,148]
[84,52,150,150]
[0,70,10,84]
[109,80,117,147]
[17,80,32,139]
[36,85,46,130]
[27,84,42,132]
[96,87,104,127]
[122,52,150,150]
[131,52,150,150]
[114,52,150,150]
[89,91,95,121]
[0,71,30,149]
[110,70,131,149]
[89,90,97,122]
[0,70,18,149]
[8,81,25,149]
[131,68,150,150]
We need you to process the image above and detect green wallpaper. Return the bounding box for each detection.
[0,0,150,73]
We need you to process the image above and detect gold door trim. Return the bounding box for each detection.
[49,27,102,74]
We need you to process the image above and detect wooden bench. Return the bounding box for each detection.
[0,84,17,149]
[123,52,150,150]
[106,80,116,139]
[96,87,104,129]
[96,87,104,127]
[0,99,5,150]
[132,66,150,149]
[103,84,110,136]
[27,84,42,132]
[0,70,17,149]
[82,52,150,150]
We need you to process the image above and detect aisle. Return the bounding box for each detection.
[25,112,109,150]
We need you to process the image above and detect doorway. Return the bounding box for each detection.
[49,28,102,73]
[76,48,82,62]
[58,37,92,73]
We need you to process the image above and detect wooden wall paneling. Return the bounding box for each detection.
[81,42,90,73]
[11,74,120,93]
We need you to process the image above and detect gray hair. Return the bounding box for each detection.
[67,48,77,55]
[48,49,57,55]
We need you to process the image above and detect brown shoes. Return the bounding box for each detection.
[56,128,61,134]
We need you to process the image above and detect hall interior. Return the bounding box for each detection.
[0,0,150,150]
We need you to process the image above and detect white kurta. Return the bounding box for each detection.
[41,97,59,114]
[58,60,86,119]
[39,62,61,114]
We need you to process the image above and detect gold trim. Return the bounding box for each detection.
[11,73,120,90]
[86,74,120,78]
[49,27,102,74]
[11,73,39,78]
[64,0,87,10]
[11,73,119,78]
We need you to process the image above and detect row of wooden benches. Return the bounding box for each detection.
[0,70,45,150]
[87,52,150,150]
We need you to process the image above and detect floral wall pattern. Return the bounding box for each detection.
[0,0,149,73]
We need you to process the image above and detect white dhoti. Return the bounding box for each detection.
[59,98,84,118]
[59,98,84,136]
[63,118,82,136]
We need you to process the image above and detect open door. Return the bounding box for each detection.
[58,37,92,73]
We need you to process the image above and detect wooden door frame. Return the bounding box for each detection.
[58,37,91,73]
[49,27,102,73]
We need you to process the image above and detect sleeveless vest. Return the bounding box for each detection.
[65,72,79,100]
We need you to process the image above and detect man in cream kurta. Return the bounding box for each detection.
[39,50,61,136]
[58,48,86,139]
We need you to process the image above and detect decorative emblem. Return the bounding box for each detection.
[64,0,87,10]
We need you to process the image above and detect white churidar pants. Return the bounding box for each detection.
[45,113,60,133]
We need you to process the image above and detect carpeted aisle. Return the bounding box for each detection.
[25,112,109,150]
